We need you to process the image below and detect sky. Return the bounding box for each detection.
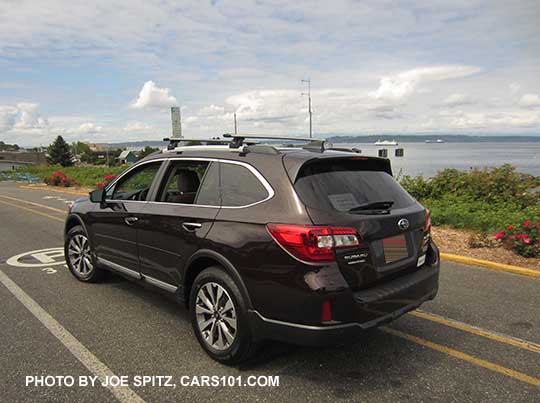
[1,0,540,147]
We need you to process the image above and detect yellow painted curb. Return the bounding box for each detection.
[440,252,540,278]
[19,185,89,196]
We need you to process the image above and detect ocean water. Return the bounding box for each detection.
[340,142,540,178]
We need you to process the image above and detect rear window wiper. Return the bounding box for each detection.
[349,200,394,212]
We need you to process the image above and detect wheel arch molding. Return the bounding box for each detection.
[64,214,88,239]
[183,249,253,310]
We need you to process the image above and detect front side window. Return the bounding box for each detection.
[220,163,269,207]
[109,162,161,201]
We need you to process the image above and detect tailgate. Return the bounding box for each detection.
[307,205,426,290]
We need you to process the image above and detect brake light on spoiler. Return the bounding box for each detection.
[267,224,362,264]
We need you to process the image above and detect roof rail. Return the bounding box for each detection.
[222,133,327,152]
[163,137,230,150]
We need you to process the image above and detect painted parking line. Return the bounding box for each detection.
[0,199,65,223]
[411,310,540,354]
[0,195,67,214]
[382,327,540,387]
[0,269,146,403]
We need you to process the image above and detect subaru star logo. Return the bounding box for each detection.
[397,218,409,230]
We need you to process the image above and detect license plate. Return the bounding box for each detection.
[383,234,408,263]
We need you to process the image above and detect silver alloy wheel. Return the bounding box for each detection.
[195,282,237,350]
[68,234,93,276]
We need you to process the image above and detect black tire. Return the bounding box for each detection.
[189,266,258,365]
[65,225,105,283]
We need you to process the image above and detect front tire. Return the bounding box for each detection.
[65,225,104,283]
[189,266,258,365]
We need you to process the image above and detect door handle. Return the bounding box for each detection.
[125,217,139,226]
[182,222,202,232]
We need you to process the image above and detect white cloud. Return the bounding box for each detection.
[123,122,152,132]
[130,81,178,109]
[73,122,103,134]
[442,93,474,107]
[369,65,481,101]
[518,93,540,109]
[0,103,48,131]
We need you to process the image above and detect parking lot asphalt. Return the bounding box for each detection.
[0,181,538,402]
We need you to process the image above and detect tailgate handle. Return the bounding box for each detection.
[182,222,202,232]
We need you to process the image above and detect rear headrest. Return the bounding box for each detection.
[177,169,200,193]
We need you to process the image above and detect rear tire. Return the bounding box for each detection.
[65,225,105,283]
[189,266,258,365]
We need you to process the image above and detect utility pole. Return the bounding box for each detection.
[301,79,313,138]
[234,113,238,134]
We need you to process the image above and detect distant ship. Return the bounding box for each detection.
[425,139,445,143]
[374,139,399,146]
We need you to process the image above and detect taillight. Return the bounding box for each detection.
[267,224,361,264]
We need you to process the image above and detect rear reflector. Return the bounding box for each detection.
[321,300,332,322]
[267,224,361,263]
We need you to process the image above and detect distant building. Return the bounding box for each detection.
[0,151,46,165]
[0,160,34,172]
[117,150,138,165]
[87,143,122,152]
[171,106,182,138]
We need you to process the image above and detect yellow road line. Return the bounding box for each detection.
[0,200,65,223]
[441,252,540,278]
[0,195,67,214]
[19,185,88,196]
[410,310,540,354]
[382,326,540,387]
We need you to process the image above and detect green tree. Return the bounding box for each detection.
[47,136,74,167]
[138,146,159,159]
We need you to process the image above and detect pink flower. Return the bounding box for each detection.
[507,225,514,230]
[523,238,531,245]
[494,232,504,240]
[523,220,531,228]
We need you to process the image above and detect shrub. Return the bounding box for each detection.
[44,171,78,187]
[495,221,540,258]
[96,173,118,189]
[400,165,540,237]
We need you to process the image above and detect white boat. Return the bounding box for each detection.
[425,139,445,143]
[374,139,399,146]
[436,139,445,143]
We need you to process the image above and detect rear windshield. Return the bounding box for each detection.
[294,159,416,212]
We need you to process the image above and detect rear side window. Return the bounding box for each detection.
[220,163,268,207]
[294,159,416,212]
[158,160,211,205]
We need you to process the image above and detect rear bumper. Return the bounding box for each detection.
[249,254,439,346]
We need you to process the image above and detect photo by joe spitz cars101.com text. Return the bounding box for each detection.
[64,134,439,364]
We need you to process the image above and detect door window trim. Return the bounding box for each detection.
[105,157,274,209]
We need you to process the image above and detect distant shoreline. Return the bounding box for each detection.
[326,135,540,144]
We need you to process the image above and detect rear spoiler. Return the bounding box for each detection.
[283,155,393,182]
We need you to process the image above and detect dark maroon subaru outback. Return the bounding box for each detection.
[64,135,439,364]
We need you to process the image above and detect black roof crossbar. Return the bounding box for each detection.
[163,137,232,150]
[222,133,327,152]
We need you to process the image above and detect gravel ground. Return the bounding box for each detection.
[432,226,540,270]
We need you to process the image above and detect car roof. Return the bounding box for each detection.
[137,146,392,178]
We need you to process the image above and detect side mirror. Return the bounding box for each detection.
[89,189,105,203]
